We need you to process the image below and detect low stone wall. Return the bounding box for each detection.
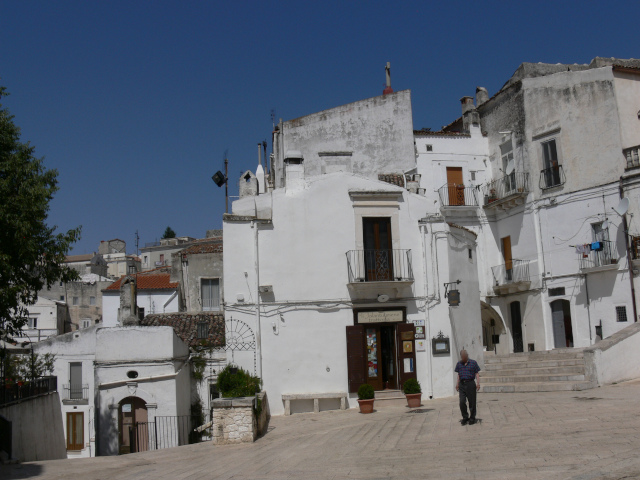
[0,392,67,462]
[584,322,640,386]
[211,392,271,445]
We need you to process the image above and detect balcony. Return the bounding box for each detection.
[62,384,89,404]
[491,259,531,295]
[346,249,414,299]
[483,172,529,211]
[539,165,566,190]
[1,376,57,406]
[19,328,58,343]
[631,235,640,261]
[578,240,618,273]
[437,184,479,215]
[624,145,640,170]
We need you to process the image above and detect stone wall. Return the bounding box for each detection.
[211,397,256,445]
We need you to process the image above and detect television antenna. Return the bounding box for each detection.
[212,150,230,213]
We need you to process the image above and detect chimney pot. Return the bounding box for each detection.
[460,96,475,114]
[476,87,489,106]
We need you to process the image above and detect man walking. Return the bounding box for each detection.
[455,349,480,425]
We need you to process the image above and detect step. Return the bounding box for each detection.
[485,352,584,364]
[479,373,586,383]
[483,359,585,371]
[480,365,585,377]
[375,389,403,399]
[480,381,596,393]
[373,396,411,407]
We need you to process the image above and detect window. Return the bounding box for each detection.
[201,279,221,311]
[549,287,566,297]
[60,295,65,301]
[500,140,516,191]
[138,307,145,320]
[128,265,136,274]
[468,248,473,260]
[81,319,91,329]
[616,306,628,322]
[59,281,63,287]
[89,296,96,306]
[69,362,83,399]
[197,321,209,339]
[426,144,433,152]
[541,139,563,188]
[470,171,476,181]
[159,254,165,263]
[143,255,148,265]
[72,296,79,306]
[66,412,84,450]
[27,318,37,329]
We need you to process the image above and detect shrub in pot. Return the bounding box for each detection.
[403,378,422,408]
[357,384,375,414]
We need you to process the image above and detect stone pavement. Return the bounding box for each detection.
[4,380,640,480]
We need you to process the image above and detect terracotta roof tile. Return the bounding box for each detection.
[378,174,405,188]
[448,222,478,238]
[65,254,94,263]
[104,272,178,291]
[181,240,223,255]
[141,313,225,349]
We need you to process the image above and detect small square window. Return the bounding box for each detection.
[60,295,65,302]
[27,318,38,329]
[616,306,628,322]
[197,322,209,339]
[89,296,96,306]
[470,171,476,181]
[468,248,473,260]
[72,296,79,306]
[549,287,566,297]
[426,144,433,152]
[81,319,91,329]
[59,281,63,287]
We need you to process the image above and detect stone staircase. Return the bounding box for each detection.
[374,389,407,407]
[480,348,596,393]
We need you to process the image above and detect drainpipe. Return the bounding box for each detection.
[619,176,638,323]
[420,224,434,399]
[252,220,263,377]
[532,202,552,349]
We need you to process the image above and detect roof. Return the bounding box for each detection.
[377,174,405,188]
[104,272,178,291]
[613,64,640,75]
[181,240,223,255]
[448,222,478,238]
[414,129,470,137]
[141,313,225,349]
[65,254,94,263]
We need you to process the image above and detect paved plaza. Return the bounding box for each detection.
[4,380,640,480]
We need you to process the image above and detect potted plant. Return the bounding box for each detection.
[403,378,422,408]
[357,384,375,414]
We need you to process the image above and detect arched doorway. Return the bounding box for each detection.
[481,302,507,354]
[551,299,573,348]
[510,301,524,353]
[118,396,148,454]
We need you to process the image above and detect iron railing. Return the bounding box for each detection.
[437,184,478,207]
[134,414,209,452]
[1,376,57,406]
[484,172,529,205]
[578,240,618,270]
[19,328,58,343]
[624,145,640,169]
[539,165,566,189]
[631,235,640,260]
[63,384,89,401]
[346,249,413,283]
[491,259,530,286]
[0,415,11,459]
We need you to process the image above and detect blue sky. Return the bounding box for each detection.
[2,1,638,254]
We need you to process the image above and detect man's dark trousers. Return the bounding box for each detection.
[459,380,477,421]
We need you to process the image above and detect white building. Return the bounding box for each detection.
[17,296,70,346]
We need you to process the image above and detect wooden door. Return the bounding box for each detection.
[396,323,417,389]
[346,325,366,393]
[363,218,393,281]
[364,326,384,391]
[446,167,464,206]
[502,236,513,280]
[119,397,147,454]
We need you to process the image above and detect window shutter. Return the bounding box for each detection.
[396,322,417,389]
[346,325,365,393]
[201,279,211,311]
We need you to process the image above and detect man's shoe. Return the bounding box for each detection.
[461,419,468,425]
[469,419,476,425]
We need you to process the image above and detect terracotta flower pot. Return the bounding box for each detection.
[358,399,375,414]
[406,393,422,408]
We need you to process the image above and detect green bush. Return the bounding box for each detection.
[217,365,262,398]
[357,384,375,400]
[403,378,421,395]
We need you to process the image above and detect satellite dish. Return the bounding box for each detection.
[613,198,630,216]
[377,294,390,303]
[602,220,610,229]
[505,159,515,175]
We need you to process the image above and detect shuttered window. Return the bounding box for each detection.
[66,412,84,450]
[201,279,220,312]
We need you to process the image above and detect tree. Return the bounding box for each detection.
[162,226,176,239]
[0,85,81,340]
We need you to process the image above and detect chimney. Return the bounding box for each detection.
[460,96,475,115]
[284,151,304,191]
[383,62,393,95]
[476,87,489,106]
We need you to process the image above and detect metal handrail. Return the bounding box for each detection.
[1,376,57,406]
[578,240,618,270]
[63,383,89,400]
[484,172,529,205]
[346,249,413,283]
[491,259,530,286]
[437,184,478,207]
[539,165,566,189]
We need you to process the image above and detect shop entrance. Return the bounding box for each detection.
[346,309,417,393]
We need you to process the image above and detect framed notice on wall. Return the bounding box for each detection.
[357,310,403,324]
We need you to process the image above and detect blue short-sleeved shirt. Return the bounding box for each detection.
[455,359,481,380]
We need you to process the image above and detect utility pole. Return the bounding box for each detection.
[225,158,229,214]
[134,230,140,256]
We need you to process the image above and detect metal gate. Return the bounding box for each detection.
[135,415,207,452]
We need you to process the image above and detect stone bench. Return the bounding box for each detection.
[282,392,348,415]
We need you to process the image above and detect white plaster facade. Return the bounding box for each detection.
[102,288,179,327]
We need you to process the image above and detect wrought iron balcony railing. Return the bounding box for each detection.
[484,172,529,205]
[63,384,89,401]
[1,376,57,406]
[578,240,618,270]
[539,165,566,189]
[491,259,530,287]
[631,235,640,260]
[346,249,413,283]
[624,145,640,169]
[437,184,478,208]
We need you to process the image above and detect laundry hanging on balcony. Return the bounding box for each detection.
[591,242,604,252]
[574,244,591,255]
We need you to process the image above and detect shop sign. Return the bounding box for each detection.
[358,310,403,324]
